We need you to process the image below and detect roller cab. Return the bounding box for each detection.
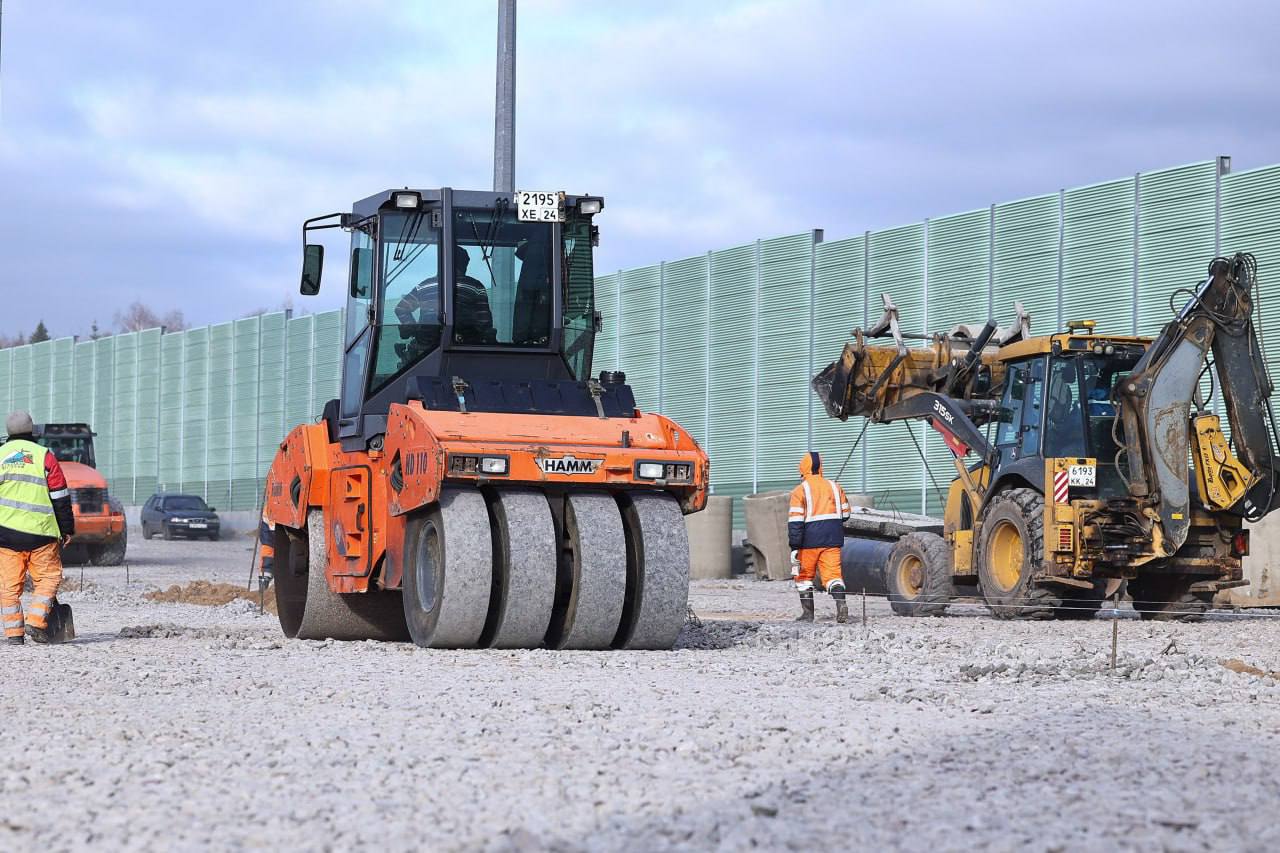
[264,188,708,649]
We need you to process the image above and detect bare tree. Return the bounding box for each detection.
[114,301,189,334]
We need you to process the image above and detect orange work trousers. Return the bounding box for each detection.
[0,542,63,638]
[795,547,844,592]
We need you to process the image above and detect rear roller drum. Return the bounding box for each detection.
[482,488,556,649]
[615,492,690,650]
[547,492,627,650]
[402,488,494,648]
[273,509,408,642]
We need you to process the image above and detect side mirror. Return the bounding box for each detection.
[300,244,324,295]
[208,507,217,512]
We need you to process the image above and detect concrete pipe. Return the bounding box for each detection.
[840,535,894,597]
[686,496,732,580]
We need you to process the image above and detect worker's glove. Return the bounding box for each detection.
[790,550,800,577]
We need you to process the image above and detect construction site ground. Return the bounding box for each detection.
[4,536,1280,851]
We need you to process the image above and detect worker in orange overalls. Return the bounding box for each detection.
[0,411,75,645]
[788,451,851,623]
[257,509,275,594]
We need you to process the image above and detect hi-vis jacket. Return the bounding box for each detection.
[787,452,851,549]
[0,437,74,549]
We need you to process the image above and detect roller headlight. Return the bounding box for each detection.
[638,463,664,479]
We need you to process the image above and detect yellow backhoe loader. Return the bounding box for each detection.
[813,254,1278,621]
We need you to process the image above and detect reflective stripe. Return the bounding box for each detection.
[801,481,813,519]
[826,579,846,592]
[0,496,54,515]
[31,595,52,605]
[0,473,46,486]
[806,512,845,522]
[794,579,813,591]
[0,605,19,615]
[48,489,70,500]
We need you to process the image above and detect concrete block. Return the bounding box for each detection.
[686,496,732,580]
[743,491,792,581]
[1224,512,1280,606]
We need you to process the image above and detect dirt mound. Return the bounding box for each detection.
[144,580,277,615]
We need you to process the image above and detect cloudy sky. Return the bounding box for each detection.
[1,0,1277,340]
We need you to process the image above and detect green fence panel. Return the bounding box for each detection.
[51,338,74,422]
[707,243,758,521]
[29,340,52,424]
[0,348,10,419]
[993,193,1060,332]
[312,310,344,420]
[927,209,990,331]
[180,327,209,498]
[110,333,138,503]
[90,337,114,484]
[9,345,31,424]
[285,315,315,431]
[158,332,184,491]
[755,233,816,494]
[205,323,234,508]
[71,341,94,425]
[811,235,867,496]
[1062,176,1136,335]
[594,273,619,374]
[1136,161,1218,336]
[1221,164,1280,389]
[660,255,710,446]
[257,312,288,493]
[231,317,262,510]
[866,223,927,513]
[617,265,662,411]
[132,329,162,503]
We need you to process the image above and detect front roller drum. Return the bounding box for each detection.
[274,509,409,642]
[483,488,557,648]
[402,488,494,649]
[615,492,690,650]
[547,492,628,650]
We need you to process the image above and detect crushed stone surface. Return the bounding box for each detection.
[3,538,1280,851]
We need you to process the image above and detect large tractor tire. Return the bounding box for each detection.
[1128,575,1213,622]
[885,532,953,617]
[273,509,408,642]
[976,488,1062,620]
[402,489,494,649]
[92,529,128,566]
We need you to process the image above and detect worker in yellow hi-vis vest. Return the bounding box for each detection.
[0,411,75,645]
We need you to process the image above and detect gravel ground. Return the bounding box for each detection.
[4,535,1280,851]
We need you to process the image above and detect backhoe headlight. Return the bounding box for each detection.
[578,198,603,215]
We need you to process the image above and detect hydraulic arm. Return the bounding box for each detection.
[1116,253,1280,552]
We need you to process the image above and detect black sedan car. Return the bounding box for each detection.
[141,493,222,541]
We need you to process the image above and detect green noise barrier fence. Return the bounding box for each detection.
[3,158,1279,520]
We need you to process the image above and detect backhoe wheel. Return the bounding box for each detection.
[885,532,953,617]
[545,492,627,650]
[273,509,408,642]
[402,489,494,649]
[615,492,690,650]
[93,530,128,566]
[1127,575,1212,622]
[481,489,557,649]
[977,488,1061,620]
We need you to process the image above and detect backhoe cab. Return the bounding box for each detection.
[814,254,1274,621]
[265,188,707,651]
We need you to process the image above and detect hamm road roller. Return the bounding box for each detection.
[264,188,708,649]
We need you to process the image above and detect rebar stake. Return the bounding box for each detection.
[861,587,867,627]
[1105,612,1116,671]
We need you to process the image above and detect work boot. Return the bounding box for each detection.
[832,588,849,623]
[796,590,815,622]
[25,624,50,645]
[5,636,23,646]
